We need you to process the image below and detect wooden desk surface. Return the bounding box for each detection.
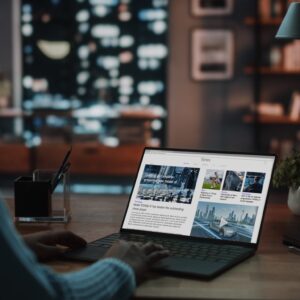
[7,194,300,300]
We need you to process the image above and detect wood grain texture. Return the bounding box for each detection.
[5,194,300,300]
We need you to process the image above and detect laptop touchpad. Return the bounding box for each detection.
[152,257,228,278]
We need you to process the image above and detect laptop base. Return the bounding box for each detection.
[63,233,255,279]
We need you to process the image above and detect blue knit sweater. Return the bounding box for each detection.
[0,199,135,300]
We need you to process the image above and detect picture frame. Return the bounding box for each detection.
[191,0,234,16]
[191,29,234,81]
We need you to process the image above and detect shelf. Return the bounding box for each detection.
[244,66,300,75]
[0,108,165,120]
[35,143,147,176]
[244,17,283,26]
[0,108,31,118]
[243,115,300,125]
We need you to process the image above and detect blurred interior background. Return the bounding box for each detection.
[0,0,298,197]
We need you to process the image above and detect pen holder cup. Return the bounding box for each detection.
[14,169,71,223]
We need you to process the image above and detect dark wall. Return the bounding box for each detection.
[168,0,255,151]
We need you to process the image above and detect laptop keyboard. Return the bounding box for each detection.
[89,233,252,263]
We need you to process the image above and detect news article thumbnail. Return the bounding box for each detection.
[222,171,245,192]
[191,201,258,242]
[243,172,266,194]
[202,169,224,190]
[136,165,200,204]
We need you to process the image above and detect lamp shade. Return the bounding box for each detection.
[276,3,300,39]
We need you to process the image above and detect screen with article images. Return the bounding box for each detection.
[137,165,199,204]
[122,149,275,244]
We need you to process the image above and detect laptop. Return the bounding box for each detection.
[64,148,276,279]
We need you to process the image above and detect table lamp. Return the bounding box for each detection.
[275,2,300,252]
[276,2,300,39]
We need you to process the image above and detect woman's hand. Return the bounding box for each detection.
[23,230,87,261]
[104,240,169,284]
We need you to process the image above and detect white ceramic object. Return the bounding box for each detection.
[287,187,300,216]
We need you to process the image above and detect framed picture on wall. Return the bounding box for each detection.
[191,0,234,16]
[191,29,234,81]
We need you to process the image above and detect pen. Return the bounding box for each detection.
[52,162,71,193]
[62,162,71,174]
[51,147,72,193]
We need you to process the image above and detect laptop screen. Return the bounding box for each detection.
[122,149,275,244]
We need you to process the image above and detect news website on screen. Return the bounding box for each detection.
[122,149,275,244]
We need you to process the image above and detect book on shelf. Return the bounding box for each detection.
[282,41,300,71]
[259,0,285,19]
[260,0,270,18]
[255,102,284,116]
[290,92,300,120]
[269,138,295,159]
[270,0,284,18]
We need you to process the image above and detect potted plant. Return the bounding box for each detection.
[273,150,300,215]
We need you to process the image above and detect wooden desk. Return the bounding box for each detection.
[7,194,300,300]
